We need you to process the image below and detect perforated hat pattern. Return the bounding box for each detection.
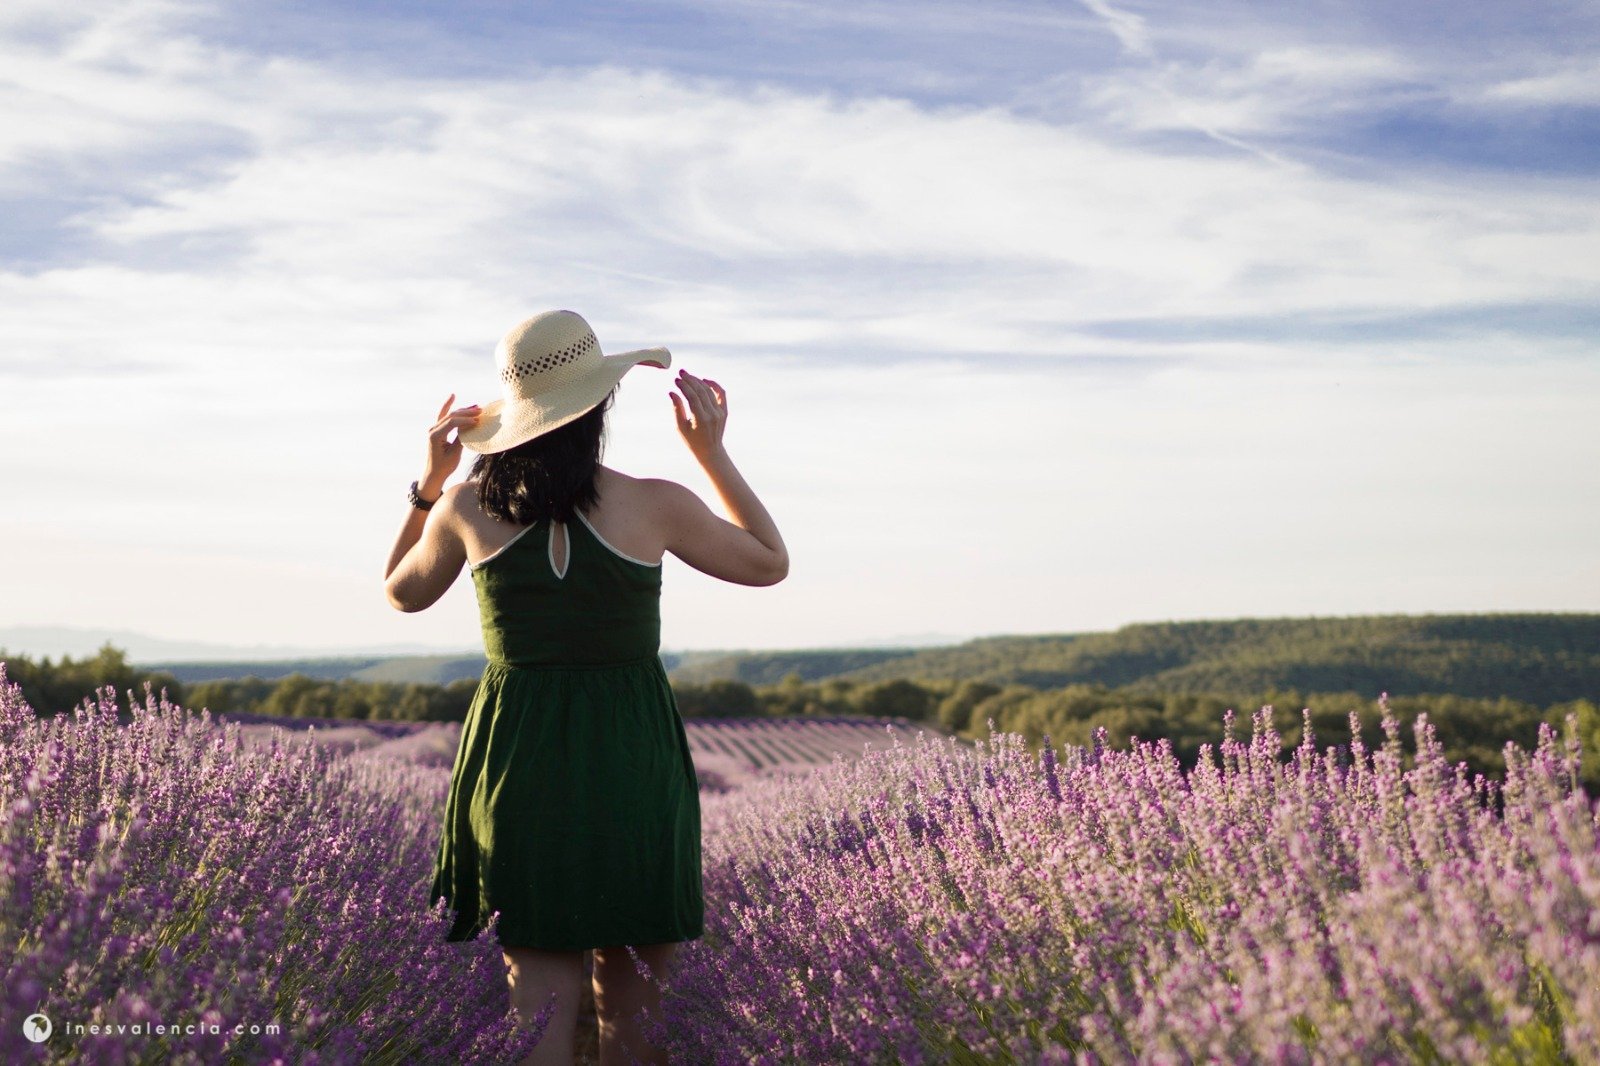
[499,331,598,387]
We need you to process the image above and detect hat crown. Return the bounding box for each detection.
[495,310,602,399]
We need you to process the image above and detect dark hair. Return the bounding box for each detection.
[469,390,612,525]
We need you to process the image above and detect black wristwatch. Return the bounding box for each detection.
[407,481,439,511]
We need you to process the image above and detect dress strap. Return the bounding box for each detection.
[572,509,662,568]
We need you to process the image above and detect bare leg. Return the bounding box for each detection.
[592,941,679,1066]
[503,946,586,1066]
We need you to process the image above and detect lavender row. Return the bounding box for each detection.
[652,703,1600,1063]
[0,666,544,1065]
[686,716,931,788]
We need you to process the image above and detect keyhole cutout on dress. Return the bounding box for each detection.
[548,520,569,580]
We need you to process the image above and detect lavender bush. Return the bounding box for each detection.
[652,701,1600,1064]
[0,665,545,1065]
[11,655,1597,1065]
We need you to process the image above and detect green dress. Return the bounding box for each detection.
[427,510,704,950]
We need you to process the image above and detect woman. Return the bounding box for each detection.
[382,309,788,1065]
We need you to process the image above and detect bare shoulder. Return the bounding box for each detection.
[598,468,695,514]
[436,481,475,515]
[430,482,480,534]
[633,476,701,517]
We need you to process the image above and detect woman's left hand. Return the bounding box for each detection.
[422,393,481,494]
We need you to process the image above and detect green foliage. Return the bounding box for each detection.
[669,648,919,685]
[673,679,761,718]
[0,643,185,717]
[937,681,1002,733]
[822,613,1600,706]
[735,676,1600,788]
[145,657,390,685]
[857,678,938,721]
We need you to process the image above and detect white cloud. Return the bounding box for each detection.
[1480,61,1600,107]
[1077,0,1151,57]
[7,16,1597,353]
[2,0,1598,651]
[1081,45,1416,139]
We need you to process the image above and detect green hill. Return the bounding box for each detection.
[349,656,488,685]
[668,648,919,685]
[145,657,391,684]
[147,650,706,686]
[139,613,1600,706]
[827,613,1600,704]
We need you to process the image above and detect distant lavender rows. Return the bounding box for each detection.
[212,709,933,792]
[6,668,1598,1063]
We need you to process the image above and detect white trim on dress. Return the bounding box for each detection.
[574,510,661,568]
[468,524,536,571]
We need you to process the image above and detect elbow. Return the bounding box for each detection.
[756,553,790,587]
[384,579,423,613]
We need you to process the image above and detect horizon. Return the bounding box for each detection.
[4,607,1596,665]
[4,1,1598,653]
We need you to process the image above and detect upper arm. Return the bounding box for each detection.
[650,479,788,587]
[385,487,470,612]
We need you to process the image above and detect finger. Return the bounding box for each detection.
[689,376,722,419]
[669,390,691,430]
[430,411,481,437]
[680,373,713,410]
[686,384,715,424]
[704,379,725,405]
[436,393,455,421]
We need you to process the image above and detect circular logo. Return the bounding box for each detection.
[23,1013,53,1043]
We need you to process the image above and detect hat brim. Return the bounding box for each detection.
[457,347,671,454]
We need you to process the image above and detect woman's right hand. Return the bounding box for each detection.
[670,370,728,463]
[421,393,482,494]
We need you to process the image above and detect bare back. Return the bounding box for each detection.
[453,467,667,571]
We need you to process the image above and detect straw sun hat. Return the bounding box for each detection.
[457,310,671,454]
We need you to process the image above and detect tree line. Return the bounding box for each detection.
[4,644,1595,789]
[0,646,475,724]
[677,672,1599,789]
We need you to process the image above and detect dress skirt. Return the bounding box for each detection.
[428,654,704,950]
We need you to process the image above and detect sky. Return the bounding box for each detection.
[2,0,1598,658]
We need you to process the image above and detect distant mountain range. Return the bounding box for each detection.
[0,624,961,672]
[25,611,1593,707]
[0,625,474,664]
[137,649,847,686]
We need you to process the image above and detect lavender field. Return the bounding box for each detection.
[685,716,933,792]
[4,664,1598,1063]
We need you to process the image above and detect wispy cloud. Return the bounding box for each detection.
[1082,46,1418,138]
[2,0,1597,650]
[1480,61,1600,107]
[6,6,1597,371]
[1077,0,1151,57]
